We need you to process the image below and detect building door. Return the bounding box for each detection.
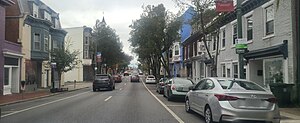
[3,67,12,95]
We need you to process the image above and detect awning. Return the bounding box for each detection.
[244,40,288,60]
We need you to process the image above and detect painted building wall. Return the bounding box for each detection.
[63,27,84,82]
[0,5,5,95]
[180,7,195,77]
[216,0,294,86]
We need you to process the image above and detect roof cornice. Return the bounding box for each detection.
[0,0,15,6]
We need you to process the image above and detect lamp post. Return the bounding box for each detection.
[50,62,56,92]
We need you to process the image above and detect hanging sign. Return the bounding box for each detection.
[216,0,234,12]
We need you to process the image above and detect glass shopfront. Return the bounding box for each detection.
[264,58,285,86]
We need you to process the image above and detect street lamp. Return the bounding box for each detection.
[50,62,56,92]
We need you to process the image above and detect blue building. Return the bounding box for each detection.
[177,7,195,77]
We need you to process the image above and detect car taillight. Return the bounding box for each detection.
[171,85,176,90]
[266,98,277,103]
[214,94,239,101]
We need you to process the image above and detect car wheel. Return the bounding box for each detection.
[185,99,192,113]
[205,106,213,123]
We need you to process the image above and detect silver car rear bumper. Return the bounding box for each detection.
[213,101,280,123]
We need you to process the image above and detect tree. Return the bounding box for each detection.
[93,18,132,74]
[47,39,81,89]
[129,4,181,79]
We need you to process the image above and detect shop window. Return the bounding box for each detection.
[4,68,9,85]
[264,58,285,85]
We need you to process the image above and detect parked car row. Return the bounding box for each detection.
[155,77,280,123]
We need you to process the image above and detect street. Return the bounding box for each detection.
[0,77,205,123]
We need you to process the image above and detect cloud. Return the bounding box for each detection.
[42,0,180,64]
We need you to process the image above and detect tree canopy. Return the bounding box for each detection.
[129,4,181,78]
[93,18,132,73]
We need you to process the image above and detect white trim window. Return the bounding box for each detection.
[221,64,226,77]
[232,23,237,45]
[44,35,49,51]
[32,3,39,18]
[175,45,179,55]
[212,35,216,51]
[265,4,274,36]
[53,40,58,49]
[34,33,41,50]
[246,15,253,41]
[233,63,238,78]
[44,11,51,21]
[221,29,226,49]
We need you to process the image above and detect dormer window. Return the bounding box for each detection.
[32,3,39,18]
[44,11,51,21]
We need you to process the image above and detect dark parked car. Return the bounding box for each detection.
[93,74,115,91]
[131,75,140,82]
[113,74,122,83]
[156,78,169,94]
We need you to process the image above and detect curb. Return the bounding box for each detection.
[0,86,89,107]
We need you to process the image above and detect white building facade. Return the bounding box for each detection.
[63,26,93,82]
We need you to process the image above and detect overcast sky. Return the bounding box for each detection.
[42,0,183,65]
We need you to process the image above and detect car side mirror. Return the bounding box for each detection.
[189,85,195,91]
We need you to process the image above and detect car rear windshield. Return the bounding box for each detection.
[95,75,109,80]
[174,78,193,85]
[218,80,265,91]
[148,76,155,78]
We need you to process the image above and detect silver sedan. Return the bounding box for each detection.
[185,77,280,123]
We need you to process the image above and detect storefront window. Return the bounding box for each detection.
[264,58,284,85]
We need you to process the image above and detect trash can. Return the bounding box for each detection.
[269,83,294,107]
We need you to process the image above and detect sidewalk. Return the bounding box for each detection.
[0,81,91,106]
[280,108,300,123]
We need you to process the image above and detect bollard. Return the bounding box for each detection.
[74,80,76,89]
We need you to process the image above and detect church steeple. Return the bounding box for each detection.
[101,16,106,24]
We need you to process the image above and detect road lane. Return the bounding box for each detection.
[144,82,206,123]
[0,78,179,123]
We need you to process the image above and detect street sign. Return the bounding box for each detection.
[235,38,248,49]
[236,48,247,54]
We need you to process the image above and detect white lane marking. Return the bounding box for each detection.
[1,91,90,118]
[142,82,184,123]
[166,105,185,107]
[124,83,127,85]
[104,96,112,102]
[119,88,123,91]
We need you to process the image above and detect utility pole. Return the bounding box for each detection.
[236,0,246,79]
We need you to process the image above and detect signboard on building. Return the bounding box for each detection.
[215,0,234,12]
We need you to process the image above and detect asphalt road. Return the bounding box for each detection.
[0,77,205,123]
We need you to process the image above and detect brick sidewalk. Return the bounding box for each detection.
[0,82,91,106]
